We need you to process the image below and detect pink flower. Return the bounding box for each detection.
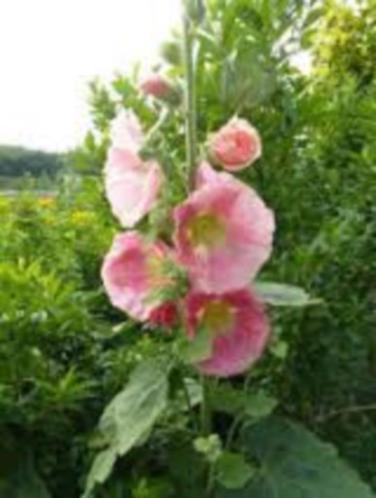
[105,148,164,228]
[110,110,143,153]
[173,173,275,293]
[101,232,174,321]
[209,117,262,171]
[185,289,270,377]
[140,73,174,100]
[105,109,164,227]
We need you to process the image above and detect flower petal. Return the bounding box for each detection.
[110,109,144,153]
[105,148,164,228]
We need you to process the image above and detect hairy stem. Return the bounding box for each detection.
[183,5,198,191]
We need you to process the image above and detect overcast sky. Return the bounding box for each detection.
[0,1,358,153]
[0,0,181,152]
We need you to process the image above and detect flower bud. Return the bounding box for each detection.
[209,117,262,172]
[139,73,175,100]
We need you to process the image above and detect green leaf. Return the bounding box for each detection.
[215,417,375,498]
[216,452,255,490]
[83,358,170,497]
[243,392,278,419]
[254,282,321,307]
[0,453,50,498]
[211,384,277,419]
[180,326,213,363]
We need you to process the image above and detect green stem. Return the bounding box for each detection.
[183,6,198,191]
[200,376,211,435]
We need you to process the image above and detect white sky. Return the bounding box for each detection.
[0,0,181,152]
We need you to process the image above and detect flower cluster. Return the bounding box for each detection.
[102,90,275,377]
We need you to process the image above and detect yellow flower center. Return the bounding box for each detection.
[201,300,235,337]
[187,212,226,248]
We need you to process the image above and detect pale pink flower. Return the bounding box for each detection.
[209,117,262,171]
[185,289,270,377]
[101,232,173,321]
[105,148,164,228]
[140,73,173,100]
[105,110,164,227]
[110,110,143,153]
[173,174,275,293]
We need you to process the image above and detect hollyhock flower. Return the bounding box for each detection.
[140,73,174,100]
[110,109,143,153]
[101,232,174,321]
[105,109,164,227]
[105,148,164,228]
[209,117,262,171]
[185,289,270,377]
[173,174,275,293]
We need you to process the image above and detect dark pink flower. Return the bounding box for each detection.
[101,232,173,321]
[185,289,270,377]
[173,170,275,293]
[148,301,178,328]
[209,117,262,171]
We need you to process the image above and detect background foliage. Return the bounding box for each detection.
[0,145,63,177]
[0,0,375,496]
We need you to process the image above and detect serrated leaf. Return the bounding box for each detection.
[216,452,255,490]
[215,417,375,498]
[83,358,170,497]
[255,282,321,307]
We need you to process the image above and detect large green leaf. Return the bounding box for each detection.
[83,358,170,497]
[0,453,50,498]
[254,282,321,307]
[216,417,375,498]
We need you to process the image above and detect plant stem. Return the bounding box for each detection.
[200,375,211,435]
[183,5,198,191]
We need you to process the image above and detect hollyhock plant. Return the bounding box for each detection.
[101,232,175,322]
[185,289,270,377]
[173,172,275,293]
[84,6,335,498]
[105,111,164,227]
[209,117,262,171]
